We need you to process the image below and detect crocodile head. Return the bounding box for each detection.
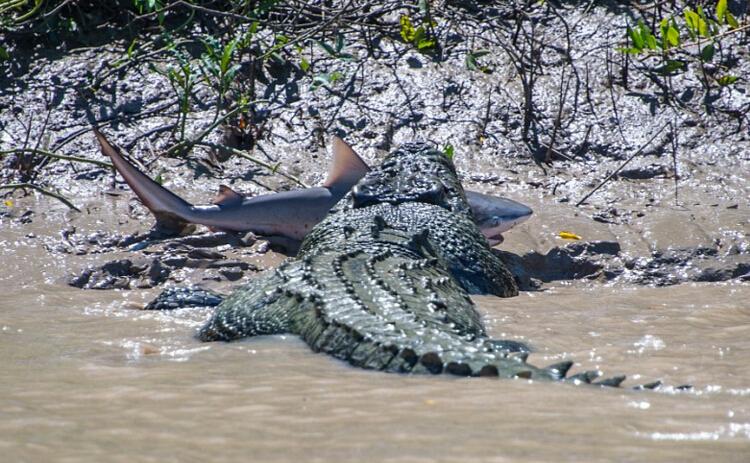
[351,142,470,217]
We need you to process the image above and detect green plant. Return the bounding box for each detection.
[465,49,491,73]
[399,0,438,53]
[316,34,354,61]
[311,71,343,90]
[152,49,196,142]
[618,0,744,88]
[199,35,243,120]
[399,14,437,52]
[132,0,163,14]
[442,143,455,161]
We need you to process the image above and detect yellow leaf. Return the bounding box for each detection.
[3,199,13,207]
[558,231,581,240]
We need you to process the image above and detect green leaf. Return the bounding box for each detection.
[220,39,237,75]
[697,16,709,38]
[329,71,343,83]
[726,12,739,29]
[310,71,344,90]
[716,75,738,86]
[316,40,337,57]
[652,60,686,75]
[0,45,10,62]
[442,144,455,161]
[627,26,644,50]
[700,43,715,62]
[717,0,727,24]
[684,9,699,38]
[417,38,436,50]
[666,26,680,47]
[466,49,491,72]
[637,21,657,50]
[335,33,345,54]
[300,57,310,72]
[276,34,289,46]
[400,15,416,42]
[126,38,138,59]
[311,74,329,89]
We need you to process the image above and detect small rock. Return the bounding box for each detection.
[219,267,244,281]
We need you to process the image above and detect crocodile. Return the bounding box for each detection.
[195,142,624,384]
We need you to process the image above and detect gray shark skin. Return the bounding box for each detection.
[94,130,532,246]
[95,129,367,241]
[465,191,532,245]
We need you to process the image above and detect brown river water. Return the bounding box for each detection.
[1,196,749,463]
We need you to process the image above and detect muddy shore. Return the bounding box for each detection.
[2,2,748,291]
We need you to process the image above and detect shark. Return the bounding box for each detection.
[94,129,532,247]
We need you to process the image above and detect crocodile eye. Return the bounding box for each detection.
[351,178,380,208]
[406,175,446,206]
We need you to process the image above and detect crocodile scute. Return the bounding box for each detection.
[197,143,616,383]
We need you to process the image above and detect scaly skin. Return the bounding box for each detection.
[197,143,620,383]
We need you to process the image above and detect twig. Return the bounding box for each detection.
[670,122,678,206]
[195,141,309,188]
[575,122,669,207]
[161,104,248,158]
[0,183,81,212]
[0,148,113,169]
[544,67,569,163]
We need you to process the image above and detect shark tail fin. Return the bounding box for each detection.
[94,128,194,235]
[323,136,370,190]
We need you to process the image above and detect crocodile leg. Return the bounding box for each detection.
[144,286,225,310]
[197,270,295,341]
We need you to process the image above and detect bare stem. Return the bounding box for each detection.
[0,183,81,212]
[0,148,113,169]
[575,122,669,207]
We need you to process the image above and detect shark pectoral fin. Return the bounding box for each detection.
[323,136,370,189]
[213,184,244,206]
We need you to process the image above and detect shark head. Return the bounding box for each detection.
[464,191,533,245]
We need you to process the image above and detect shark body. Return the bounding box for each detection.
[94,130,531,245]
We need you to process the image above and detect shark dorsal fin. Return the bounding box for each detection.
[323,136,370,189]
[214,185,244,206]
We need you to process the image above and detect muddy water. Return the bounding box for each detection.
[1,199,749,463]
